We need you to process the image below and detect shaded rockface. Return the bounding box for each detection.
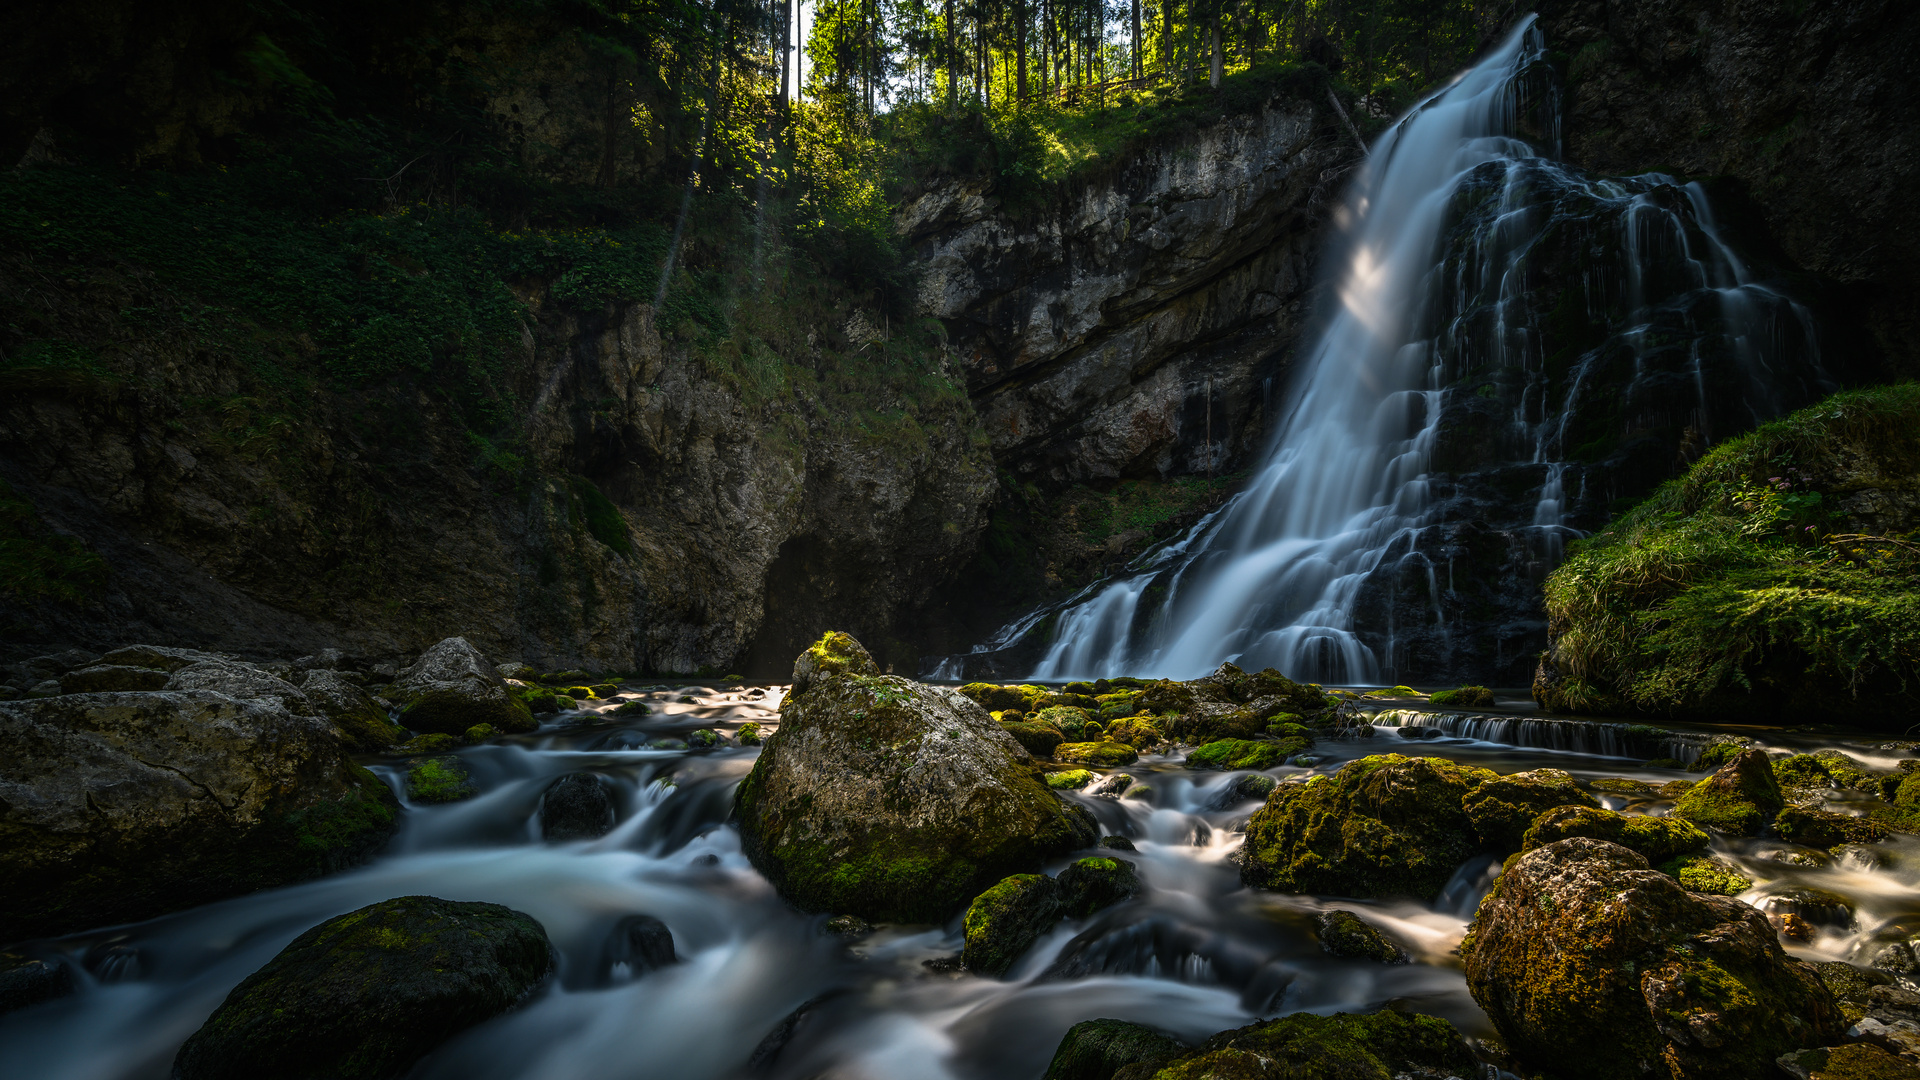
[0,287,990,675]
[1532,0,1920,378]
[896,88,1363,655]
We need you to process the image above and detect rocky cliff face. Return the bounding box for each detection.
[1534,0,1920,377]
[0,269,991,674]
[899,99,1358,490]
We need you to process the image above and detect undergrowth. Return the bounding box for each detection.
[1542,383,1920,718]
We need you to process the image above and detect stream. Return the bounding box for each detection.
[6,683,1916,1080]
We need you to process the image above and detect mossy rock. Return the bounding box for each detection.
[1056,856,1139,918]
[1047,692,1101,711]
[958,681,1039,712]
[1315,909,1408,964]
[737,721,763,745]
[1056,741,1140,767]
[1689,740,1747,772]
[172,896,551,1080]
[1521,804,1710,864]
[539,773,613,841]
[1777,1043,1920,1080]
[1139,1009,1475,1080]
[961,873,1062,977]
[1777,805,1892,849]
[1429,685,1496,707]
[610,699,650,715]
[564,685,595,700]
[1462,768,1600,852]
[301,670,406,752]
[1241,754,1496,900]
[401,732,460,754]
[1184,738,1296,770]
[462,724,499,743]
[406,757,475,804]
[1659,854,1753,895]
[686,728,724,750]
[1047,769,1096,790]
[1042,1018,1188,1080]
[733,633,1097,924]
[1033,704,1097,740]
[1672,748,1785,835]
[1003,720,1068,758]
[1463,838,1842,1080]
[1102,716,1164,748]
[540,669,589,684]
[521,687,563,714]
[390,638,536,735]
[588,683,619,697]
[0,690,399,940]
[794,632,880,691]
[1063,681,1097,696]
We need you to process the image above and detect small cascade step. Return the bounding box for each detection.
[1363,708,1715,763]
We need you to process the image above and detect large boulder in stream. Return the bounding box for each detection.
[389,637,535,736]
[1240,754,1496,900]
[173,896,552,1080]
[0,690,398,941]
[733,632,1098,923]
[1463,837,1842,1080]
[1672,748,1785,835]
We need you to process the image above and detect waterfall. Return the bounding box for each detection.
[943,15,1826,686]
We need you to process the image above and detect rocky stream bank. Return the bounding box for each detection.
[6,629,1920,1079]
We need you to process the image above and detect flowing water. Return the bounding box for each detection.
[944,16,1826,686]
[6,684,1919,1080]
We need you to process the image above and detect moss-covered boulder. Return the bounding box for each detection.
[1520,804,1710,864]
[1057,855,1140,917]
[1429,685,1495,707]
[962,874,1062,977]
[1102,716,1164,748]
[1461,768,1600,852]
[958,681,1038,712]
[1033,705,1098,740]
[1184,738,1298,770]
[391,637,535,736]
[406,757,476,804]
[1057,741,1140,767]
[1463,837,1842,1080]
[733,633,1098,924]
[1659,854,1753,895]
[1535,385,1920,726]
[300,669,406,752]
[1315,909,1408,964]
[1241,755,1496,900]
[1041,1018,1188,1080]
[172,896,552,1080]
[1778,805,1892,849]
[0,690,399,941]
[1003,720,1067,757]
[1777,1043,1920,1080]
[1672,748,1785,835]
[1047,768,1095,790]
[1135,1009,1475,1080]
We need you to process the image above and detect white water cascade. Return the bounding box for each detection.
[999,15,1825,685]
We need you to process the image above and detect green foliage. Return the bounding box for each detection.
[1542,385,1920,719]
[1186,738,1297,770]
[570,478,634,557]
[1429,685,1495,707]
[405,757,476,803]
[1659,855,1752,896]
[0,480,108,604]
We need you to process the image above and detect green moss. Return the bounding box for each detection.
[1429,685,1495,707]
[1520,805,1710,863]
[737,721,762,745]
[1659,854,1753,895]
[1672,750,1784,835]
[521,687,562,714]
[1539,384,1920,724]
[1185,738,1296,770]
[564,686,594,699]
[962,873,1063,977]
[1241,754,1497,900]
[1042,1019,1186,1080]
[399,732,459,753]
[1055,741,1140,767]
[1316,909,1407,964]
[1777,1043,1920,1080]
[399,687,535,736]
[1462,769,1600,853]
[462,724,498,743]
[1056,856,1140,917]
[1776,805,1891,849]
[1032,705,1097,740]
[1689,741,1745,772]
[1046,768,1095,790]
[1102,716,1164,747]
[275,768,400,872]
[1143,1009,1476,1080]
[405,757,475,803]
[569,477,634,557]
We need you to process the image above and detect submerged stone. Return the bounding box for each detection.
[1041,1018,1188,1080]
[540,772,614,840]
[172,896,551,1080]
[1315,909,1408,964]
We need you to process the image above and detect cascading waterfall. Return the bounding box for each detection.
[971,15,1826,686]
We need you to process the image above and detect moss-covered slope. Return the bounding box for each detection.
[1536,384,1920,725]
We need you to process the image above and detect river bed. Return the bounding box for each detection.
[5,683,1915,1080]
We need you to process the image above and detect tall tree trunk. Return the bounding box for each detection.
[946,0,958,112]
[1163,0,1175,74]
[1209,14,1221,87]
[1017,0,1028,101]
[1131,0,1141,78]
